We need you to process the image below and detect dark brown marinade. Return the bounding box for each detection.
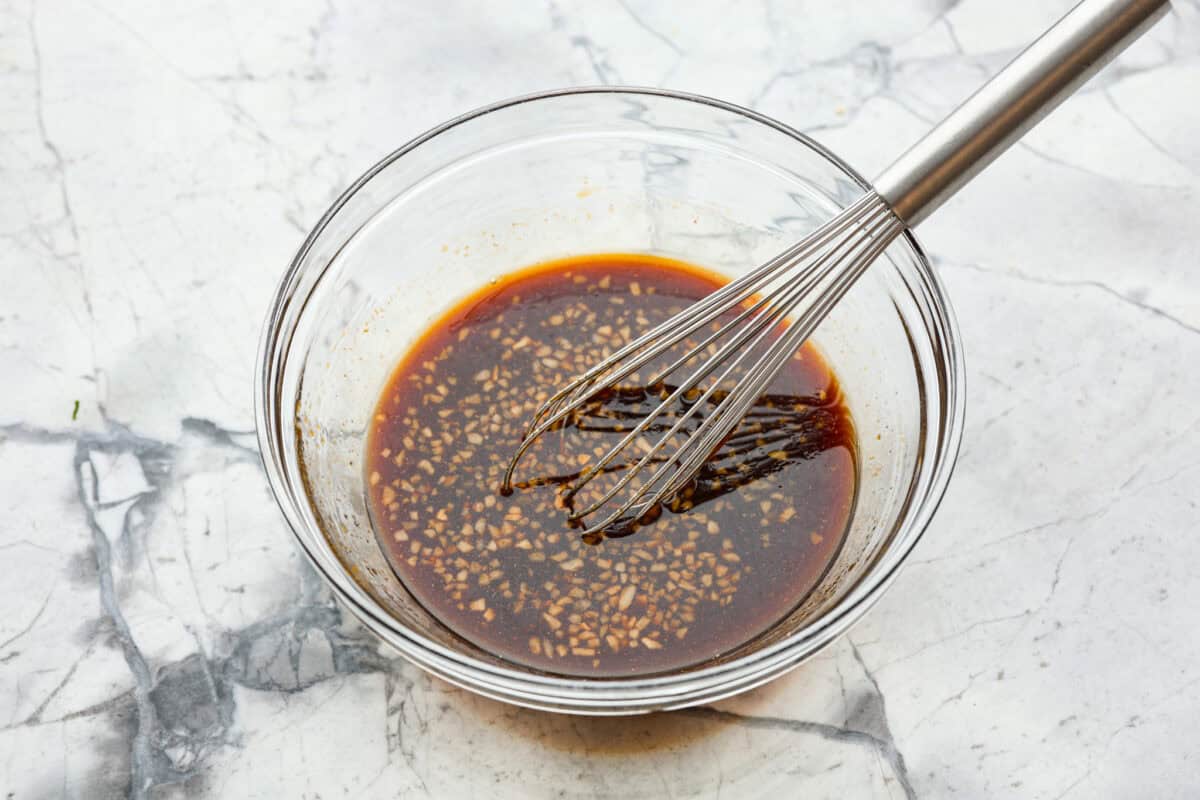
[366,254,856,677]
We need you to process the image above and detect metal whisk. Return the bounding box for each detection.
[502,0,1168,536]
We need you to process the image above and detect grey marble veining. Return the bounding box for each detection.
[2,0,1198,797]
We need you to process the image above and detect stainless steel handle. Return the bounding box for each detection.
[873,0,1169,226]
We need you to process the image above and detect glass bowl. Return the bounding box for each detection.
[255,87,965,715]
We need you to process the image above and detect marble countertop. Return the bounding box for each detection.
[3,0,1198,796]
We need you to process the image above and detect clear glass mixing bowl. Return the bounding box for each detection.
[255,87,965,714]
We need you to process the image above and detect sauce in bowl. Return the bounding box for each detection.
[365,254,856,676]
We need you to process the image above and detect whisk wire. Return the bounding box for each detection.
[503,191,903,535]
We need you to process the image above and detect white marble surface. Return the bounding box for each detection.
[3,0,1198,796]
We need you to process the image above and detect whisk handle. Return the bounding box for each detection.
[873,0,1169,226]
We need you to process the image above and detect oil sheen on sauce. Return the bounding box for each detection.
[365,254,856,677]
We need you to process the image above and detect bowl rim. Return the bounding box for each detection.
[255,85,966,710]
